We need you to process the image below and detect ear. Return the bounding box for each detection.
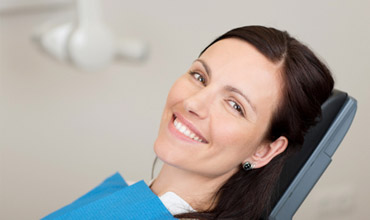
[250,136,288,168]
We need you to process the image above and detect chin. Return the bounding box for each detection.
[153,136,186,169]
[154,136,174,163]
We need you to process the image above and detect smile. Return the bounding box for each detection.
[171,114,209,144]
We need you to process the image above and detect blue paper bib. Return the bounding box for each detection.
[42,173,176,220]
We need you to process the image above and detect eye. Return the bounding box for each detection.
[189,71,207,86]
[228,100,245,116]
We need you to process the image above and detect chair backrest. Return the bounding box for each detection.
[267,89,357,220]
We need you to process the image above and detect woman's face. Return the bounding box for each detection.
[154,38,283,178]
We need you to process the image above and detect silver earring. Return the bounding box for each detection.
[243,161,255,171]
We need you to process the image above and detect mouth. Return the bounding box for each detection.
[171,113,209,144]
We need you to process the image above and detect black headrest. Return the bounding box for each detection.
[269,89,348,210]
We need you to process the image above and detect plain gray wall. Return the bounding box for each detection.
[1,0,369,219]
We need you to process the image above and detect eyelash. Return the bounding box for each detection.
[189,71,245,117]
[189,71,207,86]
[227,100,245,117]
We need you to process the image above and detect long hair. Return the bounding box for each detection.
[174,26,334,219]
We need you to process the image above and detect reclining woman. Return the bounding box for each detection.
[44,25,334,220]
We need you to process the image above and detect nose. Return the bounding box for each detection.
[183,87,213,119]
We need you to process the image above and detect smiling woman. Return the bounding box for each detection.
[42,26,334,220]
[151,26,334,219]
[154,38,285,180]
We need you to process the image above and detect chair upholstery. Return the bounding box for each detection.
[267,89,357,220]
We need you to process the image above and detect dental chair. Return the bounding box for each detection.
[267,89,357,220]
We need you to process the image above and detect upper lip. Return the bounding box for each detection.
[173,112,209,143]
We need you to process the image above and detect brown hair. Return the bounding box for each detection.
[175,26,334,219]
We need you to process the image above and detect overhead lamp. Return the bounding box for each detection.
[33,0,148,71]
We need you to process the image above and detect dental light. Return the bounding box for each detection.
[33,0,148,71]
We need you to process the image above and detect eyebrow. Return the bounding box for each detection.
[194,59,212,77]
[224,85,257,114]
[193,59,257,114]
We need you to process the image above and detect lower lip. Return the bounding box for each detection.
[168,115,204,144]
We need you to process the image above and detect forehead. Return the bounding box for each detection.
[199,38,281,76]
[198,38,283,118]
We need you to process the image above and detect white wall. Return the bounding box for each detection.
[1,1,369,219]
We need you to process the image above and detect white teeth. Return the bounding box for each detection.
[173,118,204,143]
[184,129,191,136]
[176,122,182,130]
[179,125,186,133]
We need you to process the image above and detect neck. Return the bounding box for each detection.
[150,163,236,211]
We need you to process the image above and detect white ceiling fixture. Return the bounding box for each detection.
[33,0,148,71]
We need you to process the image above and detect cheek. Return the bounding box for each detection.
[154,77,195,163]
[165,76,192,107]
[209,114,262,162]
[158,78,186,127]
[195,123,258,177]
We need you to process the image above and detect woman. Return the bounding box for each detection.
[43,26,334,220]
[151,25,333,219]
